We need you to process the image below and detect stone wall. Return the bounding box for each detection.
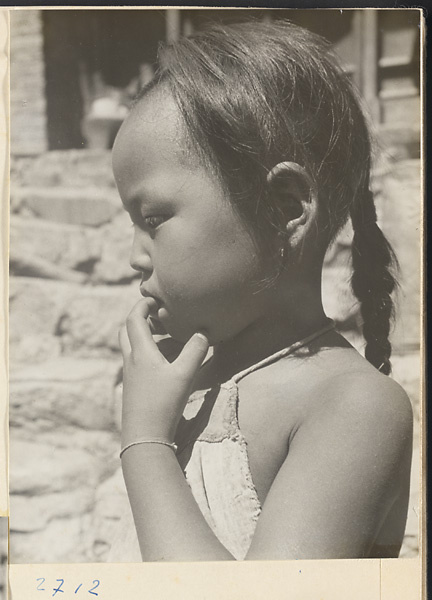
[8,147,421,562]
[9,150,139,562]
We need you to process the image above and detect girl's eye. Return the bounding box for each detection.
[142,215,165,229]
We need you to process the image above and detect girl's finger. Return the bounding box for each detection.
[119,325,131,356]
[175,333,210,379]
[125,299,160,359]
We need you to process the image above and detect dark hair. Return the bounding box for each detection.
[136,19,398,375]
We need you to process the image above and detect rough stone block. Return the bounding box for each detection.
[10,216,102,273]
[11,186,122,227]
[10,332,62,366]
[10,251,89,284]
[9,423,120,563]
[56,283,140,356]
[10,515,93,563]
[10,489,95,533]
[10,357,120,432]
[9,277,79,363]
[91,468,129,561]
[10,438,99,496]
[38,427,120,458]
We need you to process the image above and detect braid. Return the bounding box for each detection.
[350,189,399,375]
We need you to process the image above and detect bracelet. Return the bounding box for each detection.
[120,439,178,459]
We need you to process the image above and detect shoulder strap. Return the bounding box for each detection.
[232,320,335,384]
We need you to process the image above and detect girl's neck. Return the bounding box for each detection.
[210,283,329,382]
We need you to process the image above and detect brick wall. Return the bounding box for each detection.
[10,10,48,154]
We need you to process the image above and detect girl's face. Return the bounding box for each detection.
[112,91,273,344]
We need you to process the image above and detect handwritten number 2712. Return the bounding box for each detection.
[35,579,100,596]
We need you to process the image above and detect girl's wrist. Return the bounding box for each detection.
[121,434,176,449]
[121,414,179,448]
[121,426,177,449]
[120,439,178,459]
[120,440,179,472]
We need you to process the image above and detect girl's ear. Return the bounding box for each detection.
[267,162,318,248]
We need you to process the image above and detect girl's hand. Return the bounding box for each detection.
[119,299,209,447]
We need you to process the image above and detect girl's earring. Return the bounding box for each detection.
[278,231,286,260]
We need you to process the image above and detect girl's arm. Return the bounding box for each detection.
[245,373,413,559]
[119,299,233,561]
[121,444,233,561]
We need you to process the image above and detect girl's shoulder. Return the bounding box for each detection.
[239,343,413,444]
[314,360,413,450]
[238,344,413,528]
[312,348,412,431]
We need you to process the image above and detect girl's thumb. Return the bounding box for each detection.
[175,332,209,377]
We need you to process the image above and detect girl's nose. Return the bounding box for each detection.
[129,229,153,278]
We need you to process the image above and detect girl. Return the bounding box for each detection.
[110,20,413,562]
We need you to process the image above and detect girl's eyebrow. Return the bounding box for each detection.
[121,196,141,216]
[128,186,179,210]
[125,190,153,211]
[122,196,152,222]
[125,192,170,219]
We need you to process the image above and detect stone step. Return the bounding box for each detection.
[57,282,140,356]
[11,149,116,189]
[10,357,121,432]
[10,212,137,284]
[10,489,95,533]
[91,467,129,561]
[10,277,80,363]
[9,277,138,362]
[10,515,91,563]
[9,424,120,563]
[10,215,102,275]
[11,186,122,227]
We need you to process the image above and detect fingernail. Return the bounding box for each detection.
[195,332,209,344]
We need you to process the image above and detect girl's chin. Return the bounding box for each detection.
[151,308,213,344]
[149,316,192,343]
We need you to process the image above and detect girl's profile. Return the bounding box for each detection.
[108,19,414,562]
